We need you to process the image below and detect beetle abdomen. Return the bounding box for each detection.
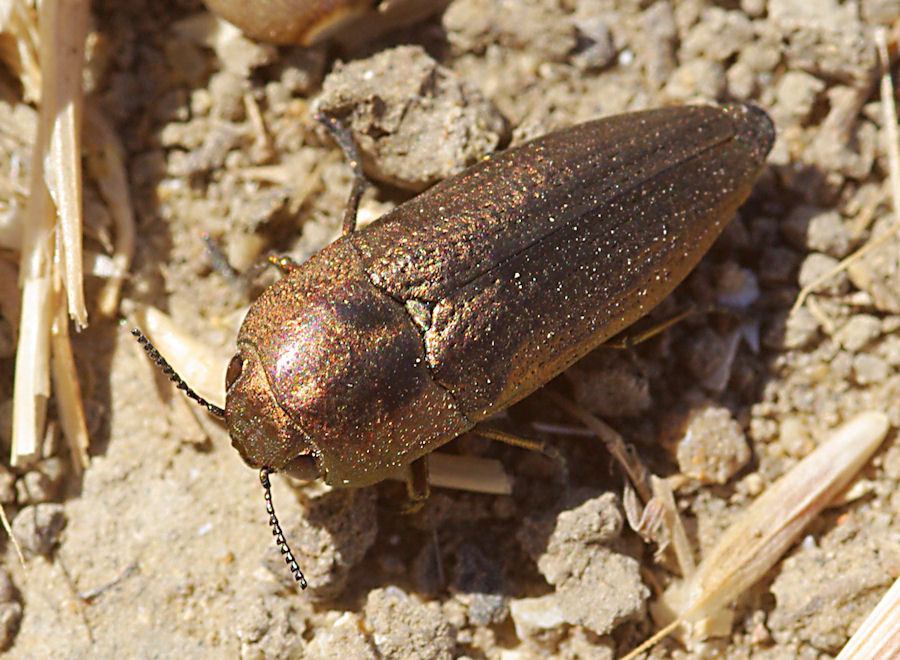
[350,104,774,418]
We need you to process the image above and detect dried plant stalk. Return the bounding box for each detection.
[11,0,89,466]
[11,269,51,465]
[84,103,134,317]
[425,453,512,495]
[49,286,89,472]
[650,475,695,577]
[837,575,900,659]
[43,0,88,327]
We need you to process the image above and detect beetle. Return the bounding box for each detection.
[135,102,774,588]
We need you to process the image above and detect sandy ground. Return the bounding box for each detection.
[1,0,900,658]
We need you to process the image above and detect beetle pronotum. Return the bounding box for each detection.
[136,102,775,588]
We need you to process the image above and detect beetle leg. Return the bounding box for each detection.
[604,301,754,349]
[201,232,302,285]
[404,455,431,511]
[200,231,242,286]
[314,111,369,235]
[474,426,568,482]
[267,254,302,275]
[603,305,699,350]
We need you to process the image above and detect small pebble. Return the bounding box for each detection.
[772,71,825,124]
[671,403,750,484]
[782,307,821,349]
[12,503,67,557]
[364,586,455,660]
[834,314,881,351]
[852,353,888,385]
[798,253,849,294]
[663,59,726,101]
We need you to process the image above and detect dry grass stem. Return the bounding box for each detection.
[11,222,52,465]
[676,411,888,623]
[426,452,513,495]
[43,0,88,328]
[130,305,228,411]
[650,475,695,577]
[11,0,89,466]
[84,103,134,317]
[49,288,89,472]
[837,574,900,659]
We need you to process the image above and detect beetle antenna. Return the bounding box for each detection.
[260,467,308,589]
[131,328,226,419]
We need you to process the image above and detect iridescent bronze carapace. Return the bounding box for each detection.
[227,103,775,488]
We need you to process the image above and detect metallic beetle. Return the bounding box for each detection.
[224,103,775,491]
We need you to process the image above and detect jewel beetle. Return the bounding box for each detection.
[136,102,775,588]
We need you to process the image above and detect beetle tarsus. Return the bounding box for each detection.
[267,254,301,274]
[260,467,308,589]
[200,232,242,287]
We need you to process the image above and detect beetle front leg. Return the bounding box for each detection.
[268,254,302,275]
[315,111,369,236]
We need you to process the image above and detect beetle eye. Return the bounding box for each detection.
[225,353,244,390]
[281,454,320,481]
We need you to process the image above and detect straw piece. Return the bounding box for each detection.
[49,289,89,473]
[624,412,890,660]
[11,268,52,466]
[679,411,889,624]
[41,0,88,328]
[10,0,90,465]
[837,575,900,659]
[386,452,513,495]
[427,453,513,495]
[650,475,695,578]
[11,0,55,466]
[83,103,134,317]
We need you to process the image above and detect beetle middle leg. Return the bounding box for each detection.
[474,425,569,482]
[403,455,430,513]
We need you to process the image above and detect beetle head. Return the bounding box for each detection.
[225,344,320,481]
